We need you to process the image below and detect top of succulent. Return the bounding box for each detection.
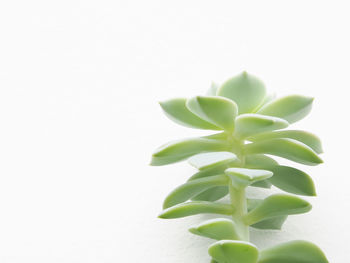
[152,71,322,167]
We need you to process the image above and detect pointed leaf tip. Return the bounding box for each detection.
[218,72,266,114]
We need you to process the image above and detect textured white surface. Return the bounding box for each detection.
[0,0,349,262]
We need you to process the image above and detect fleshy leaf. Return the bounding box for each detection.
[268,165,316,196]
[251,216,288,230]
[259,240,328,263]
[247,130,323,154]
[163,175,228,209]
[247,199,287,230]
[191,186,229,202]
[187,96,238,131]
[207,82,219,96]
[244,138,323,166]
[151,137,228,166]
[244,194,312,225]
[257,95,314,124]
[209,240,259,263]
[189,218,240,240]
[225,168,273,188]
[159,201,233,219]
[159,98,221,130]
[188,165,228,181]
[234,114,289,138]
[245,154,278,169]
[217,71,266,114]
[188,152,238,170]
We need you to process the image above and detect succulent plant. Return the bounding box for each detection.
[150,72,328,263]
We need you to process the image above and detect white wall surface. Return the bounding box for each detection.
[0,0,349,262]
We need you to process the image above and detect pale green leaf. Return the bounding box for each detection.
[247,199,287,230]
[217,71,266,114]
[159,201,233,219]
[245,154,278,169]
[251,216,288,230]
[191,186,229,202]
[159,98,221,130]
[187,96,238,131]
[163,175,228,209]
[244,138,323,166]
[207,82,219,96]
[248,130,323,154]
[225,168,273,188]
[151,137,228,166]
[244,194,312,225]
[209,240,259,263]
[234,114,289,138]
[189,218,240,240]
[268,165,316,196]
[188,166,228,181]
[259,240,329,263]
[257,95,314,124]
[188,152,238,170]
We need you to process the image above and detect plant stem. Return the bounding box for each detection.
[227,135,249,241]
[229,183,249,241]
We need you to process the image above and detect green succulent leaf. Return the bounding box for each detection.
[163,174,228,209]
[188,165,229,181]
[244,194,312,225]
[191,186,229,202]
[257,95,314,124]
[207,82,220,96]
[209,240,259,263]
[247,199,287,230]
[244,138,323,166]
[245,154,278,169]
[225,168,273,188]
[151,137,228,166]
[247,130,323,154]
[258,240,329,263]
[188,152,238,171]
[189,218,241,240]
[187,96,238,131]
[268,165,316,196]
[159,98,221,130]
[251,216,288,230]
[217,71,266,114]
[159,201,233,219]
[234,114,289,139]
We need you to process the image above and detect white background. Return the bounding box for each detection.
[0,0,349,262]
